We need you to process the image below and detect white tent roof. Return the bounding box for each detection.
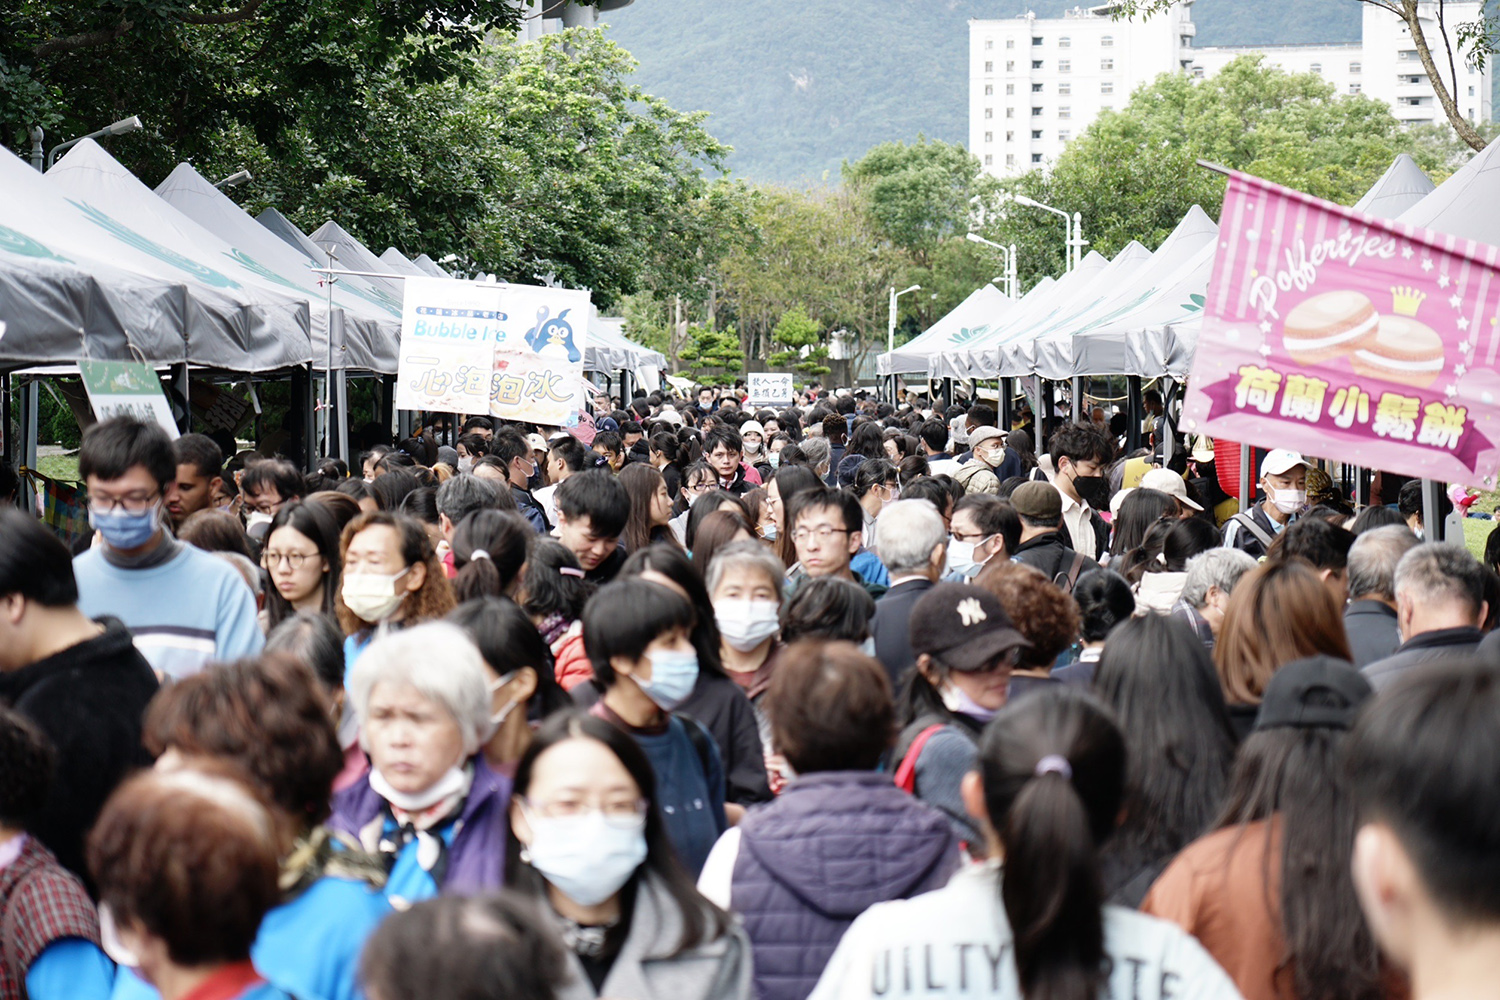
[586,313,666,374]
[0,144,195,370]
[258,208,329,264]
[927,277,1057,379]
[154,162,401,372]
[25,139,315,372]
[1397,138,1500,241]
[379,247,429,277]
[1355,153,1435,220]
[876,284,1014,376]
[932,251,1110,379]
[1029,205,1219,378]
[412,254,452,278]
[307,220,405,301]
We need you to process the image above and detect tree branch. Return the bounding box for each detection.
[33,18,133,58]
[174,0,267,26]
[1434,0,1460,114]
[1400,0,1487,150]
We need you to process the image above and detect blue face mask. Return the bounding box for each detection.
[90,503,162,550]
[638,647,699,711]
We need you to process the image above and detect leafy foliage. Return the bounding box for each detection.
[768,306,830,375]
[677,324,743,384]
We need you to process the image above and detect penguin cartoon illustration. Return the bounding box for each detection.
[524,306,581,362]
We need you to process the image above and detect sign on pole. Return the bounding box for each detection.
[396,277,591,426]
[1182,169,1500,486]
[747,372,795,407]
[79,360,179,439]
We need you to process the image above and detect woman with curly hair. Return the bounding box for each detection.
[337,511,455,669]
[973,559,1081,701]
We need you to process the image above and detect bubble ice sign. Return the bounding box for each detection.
[1182,169,1500,486]
[397,277,590,426]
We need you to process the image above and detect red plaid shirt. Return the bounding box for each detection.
[1,836,99,1000]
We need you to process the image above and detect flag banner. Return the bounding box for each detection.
[396,277,590,425]
[1182,169,1500,486]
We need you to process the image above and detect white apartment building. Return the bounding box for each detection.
[971,0,1491,179]
[968,2,1197,176]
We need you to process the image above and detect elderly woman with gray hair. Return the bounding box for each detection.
[329,621,510,906]
[1170,546,1258,652]
[706,540,789,755]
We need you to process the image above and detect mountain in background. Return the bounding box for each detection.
[601,0,1363,182]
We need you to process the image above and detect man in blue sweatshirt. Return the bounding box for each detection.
[72,417,263,679]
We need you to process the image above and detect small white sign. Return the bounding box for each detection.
[747,372,794,407]
[79,360,179,440]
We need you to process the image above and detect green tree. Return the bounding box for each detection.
[677,324,743,385]
[842,137,990,267]
[768,306,830,376]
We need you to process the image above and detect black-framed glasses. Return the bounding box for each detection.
[792,526,849,544]
[89,491,161,515]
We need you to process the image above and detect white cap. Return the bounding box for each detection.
[739,419,765,439]
[1140,467,1203,511]
[968,426,1006,449]
[655,407,683,426]
[1110,486,1135,518]
[526,433,548,454]
[1260,448,1312,478]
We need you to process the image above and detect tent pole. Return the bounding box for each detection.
[1421,478,1443,542]
[1071,376,1084,423]
[20,379,39,515]
[1238,443,1252,507]
[174,363,192,434]
[1000,377,1013,429]
[335,369,349,462]
[1126,376,1143,453]
[1,373,12,467]
[379,375,395,440]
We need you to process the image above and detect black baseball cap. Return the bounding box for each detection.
[909,583,1030,672]
[1254,655,1371,732]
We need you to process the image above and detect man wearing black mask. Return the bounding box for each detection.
[1046,422,1112,561]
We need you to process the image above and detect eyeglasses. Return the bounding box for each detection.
[89,491,161,515]
[685,481,715,495]
[792,526,849,544]
[264,550,319,570]
[950,530,994,544]
[522,795,648,828]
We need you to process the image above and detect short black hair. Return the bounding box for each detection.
[620,420,643,437]
[788,485,863,536]
[240,458,304,502]
[456,433,488,457]
[703,426,742,456]
[954,494,1021,557]
[399,486,441,525]
[0,509,78,606]
[489,430,531,467]
[592,431,623,455]
[548,436,590,473]
[79,417,176,489]
[967,403,996,427]
[582,579,695,687]
[918,420,948,453]
[1073,570,1136,642]
[172,434,223,480]
[1398,479,1423,518]
[780,577,876,644]
[1269,517,1355,573]
[460,416,494,435]
[555,469,630,538]
[1047,421,1114,466]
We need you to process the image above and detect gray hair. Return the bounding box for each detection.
[873,499,947,575]
[1347,525,1420,602]
[348,621,494,757]
[1393,542,1485,618]
[705,539,786,602]
[213,551,262,596]
[800,437,831,475]
[1179,547,1257,609]
[436,473,500,524]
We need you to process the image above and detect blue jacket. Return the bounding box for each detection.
[730,771,959,1000]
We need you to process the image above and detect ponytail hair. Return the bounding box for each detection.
[979,686,1125,1000]
[452,510,532,602]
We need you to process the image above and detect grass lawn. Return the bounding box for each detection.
[37,453,80,483]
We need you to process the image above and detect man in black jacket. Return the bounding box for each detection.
[1008,481,1100,591]
[869,500,948,687]
[1364,543,1488,691]
[491,429,551,532]
[0,509,158,884]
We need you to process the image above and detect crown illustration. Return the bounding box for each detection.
[1390,285,1427,317]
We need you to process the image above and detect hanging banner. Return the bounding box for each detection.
[79,360,180,439]
[1182,169,1500,486]
[396,277,590,425]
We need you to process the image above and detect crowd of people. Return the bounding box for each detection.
[2,379,1499,1000]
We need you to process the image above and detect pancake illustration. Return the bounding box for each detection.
[1350,315,1445,389]
[1281,290,1379,364]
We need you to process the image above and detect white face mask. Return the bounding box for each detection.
[369,762,470,813]
[946,539,978,577]
[98,903,140,968]
[744,439,762,454]
[1268,487,1307,515]
[458,456,475,474]
[715,598,781,652]
[488,672,520,728]
[342,567,411,623]
[521,808,647,907]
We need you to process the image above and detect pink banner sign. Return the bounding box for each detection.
[1182,170,1500,486]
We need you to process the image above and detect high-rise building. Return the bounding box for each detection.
[971,0,1491,179]
[515,0,634,42]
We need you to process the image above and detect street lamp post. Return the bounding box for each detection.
[887,284,922,354]
[1012,194,1087,272]
[43,115,143,170]
[213,169,253,189]
[965,232,1019,299]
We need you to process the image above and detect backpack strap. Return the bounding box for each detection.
[893,724,948,794]
[1230,511,1275,550]
[674,712,716,780]
[1062,551,1086,592]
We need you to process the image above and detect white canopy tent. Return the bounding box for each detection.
[412,254,452,278]
[379,247,429,277]
[876,284,1014,376]
[307,220,406,302]
[587,313,665,393]
[927,277,1057,379]
[1397,136,1500,240]
[933,252,1110,379]
[154,162,401,373]
[1030,206,1219,378]
[1356,153,1436,220]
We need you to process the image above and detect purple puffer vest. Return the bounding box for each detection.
[327,755,511,895]
[730,770,959,1000]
